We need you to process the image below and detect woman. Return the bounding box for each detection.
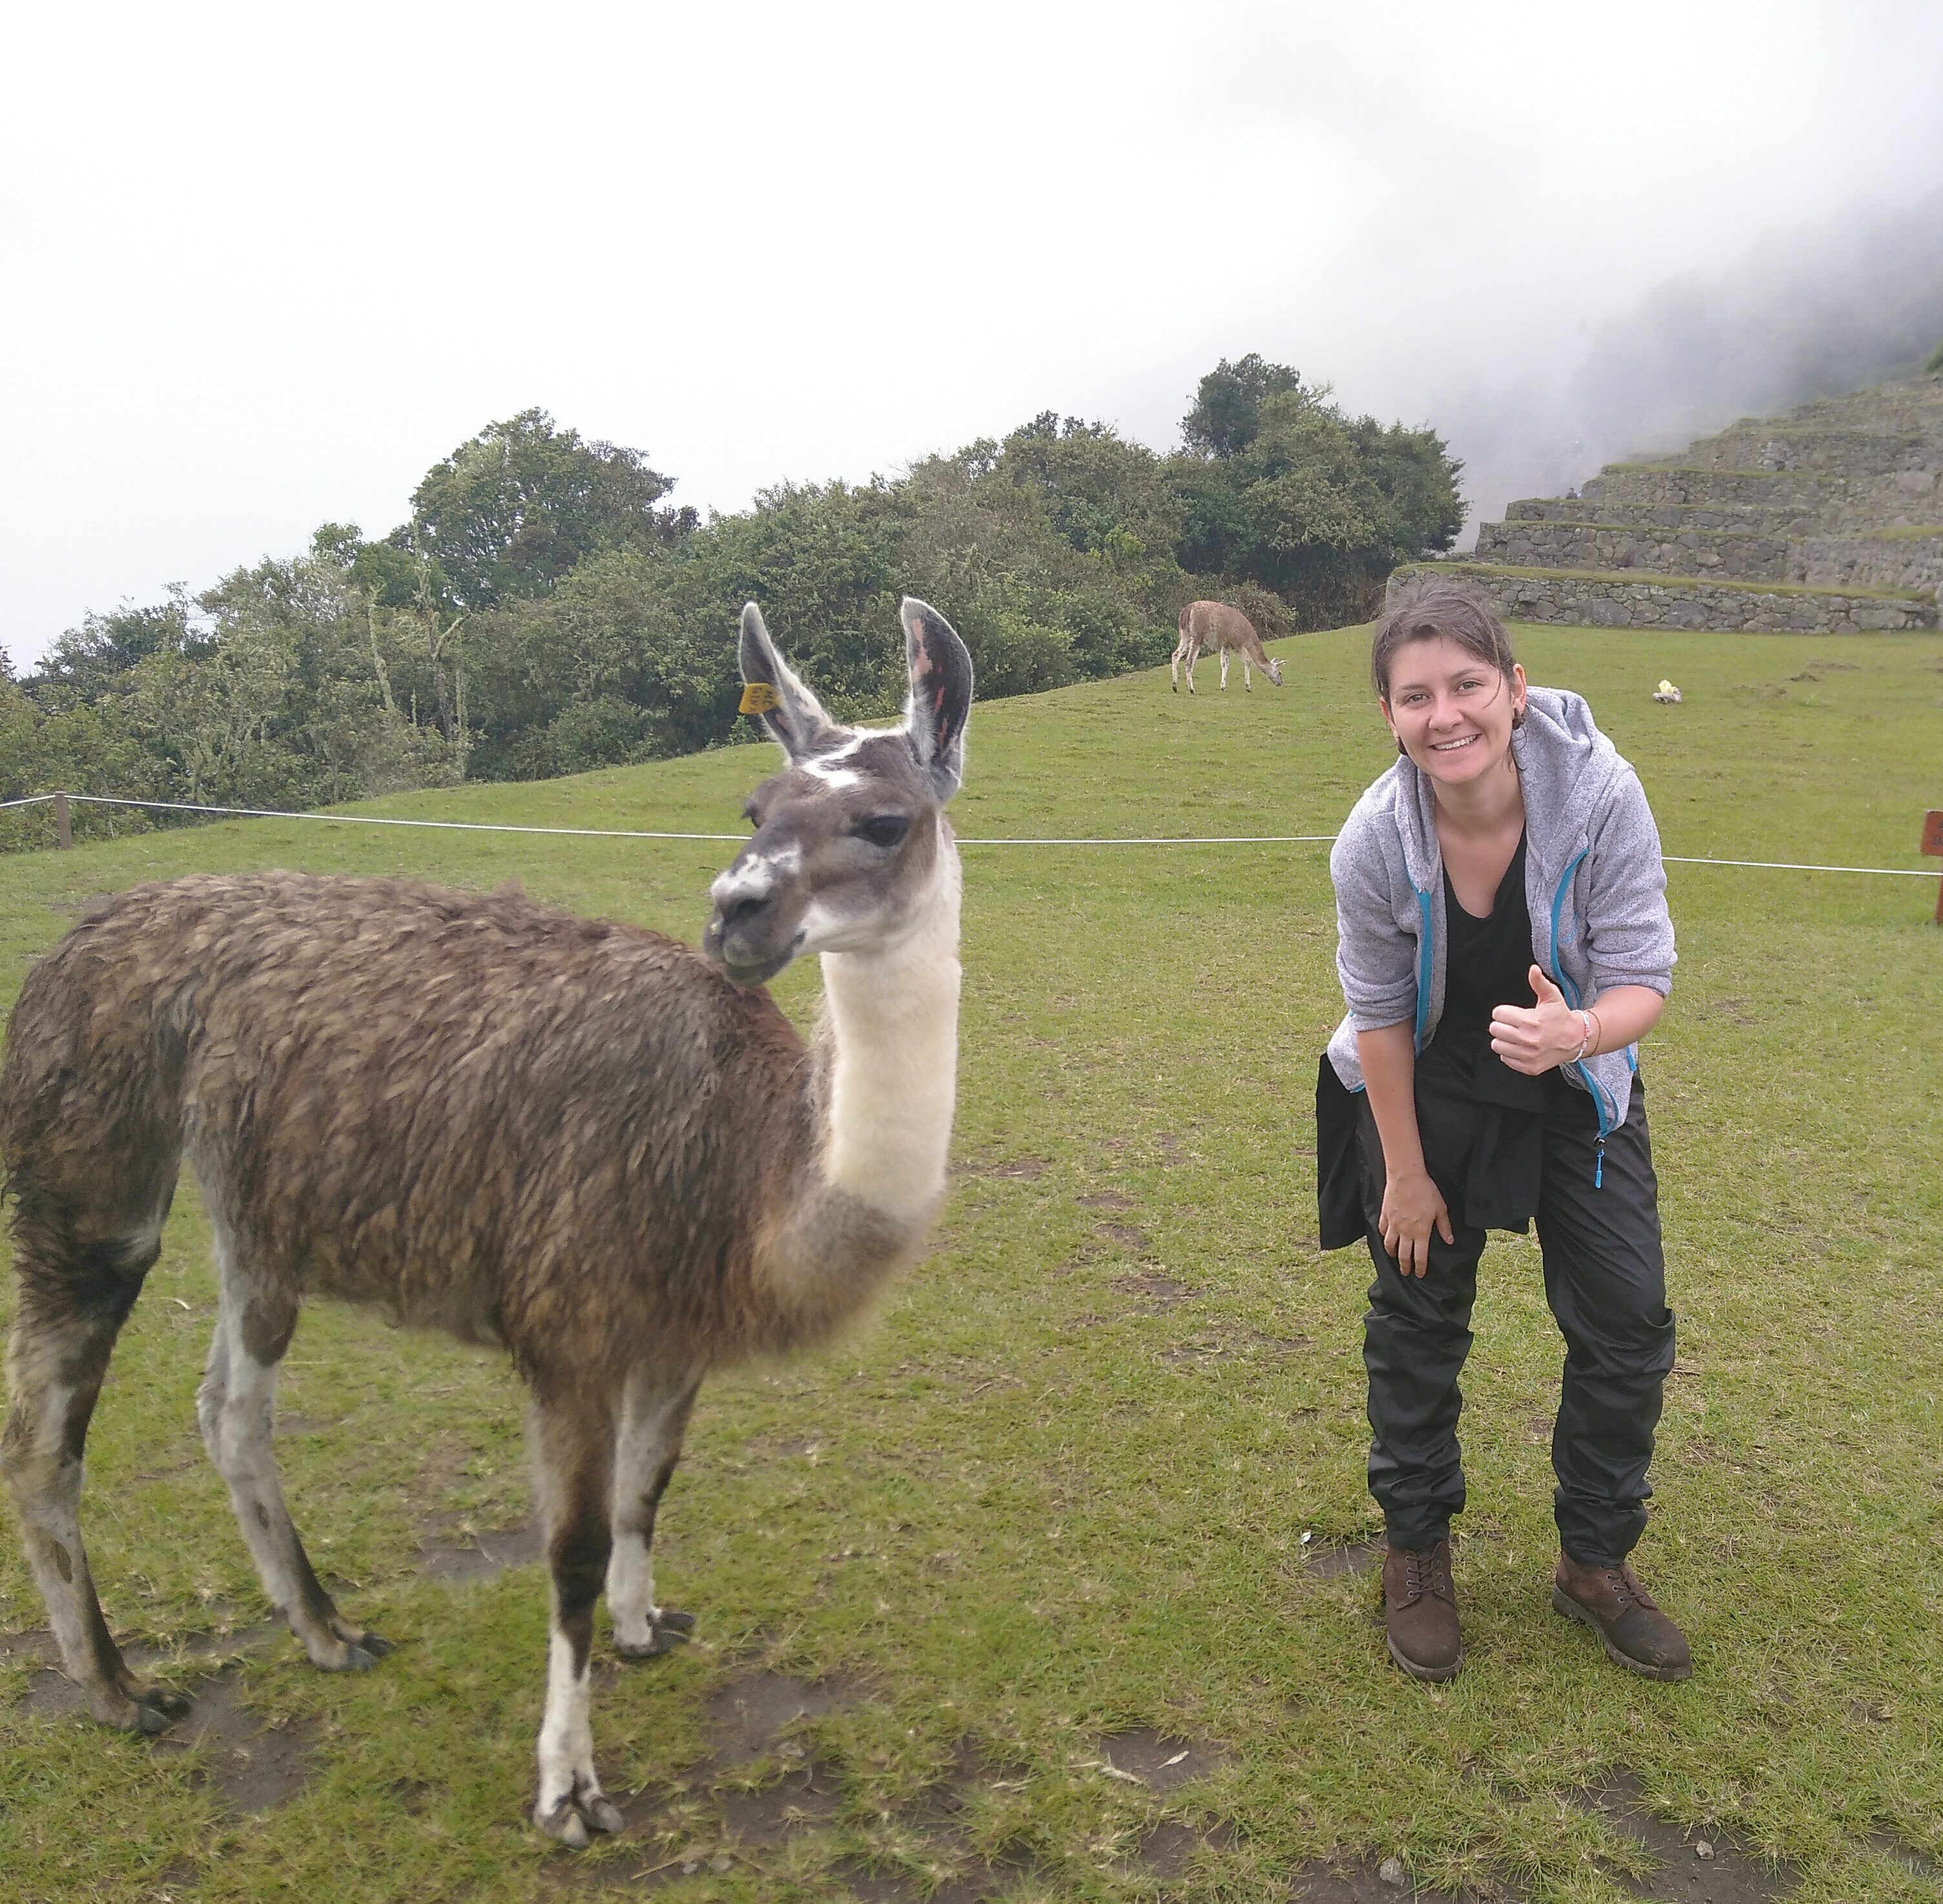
[1316,578,1689,1684]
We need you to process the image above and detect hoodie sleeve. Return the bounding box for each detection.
[1330,806,1419,1031]
[1582,767,1676,997]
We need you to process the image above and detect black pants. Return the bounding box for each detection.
[1356,1069,1675,1565]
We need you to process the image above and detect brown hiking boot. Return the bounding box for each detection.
[1552,1553,1692,1681]
[1381,1541,1461,1682]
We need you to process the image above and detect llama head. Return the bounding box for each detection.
[1265,656,1285,686]
[705,599,973,987]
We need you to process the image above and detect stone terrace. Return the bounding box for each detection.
[1388,369,1943,631]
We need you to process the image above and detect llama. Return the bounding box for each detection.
[1170,599,1284,693]
[0,597,973,1848]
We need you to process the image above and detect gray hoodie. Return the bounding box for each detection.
[1325,685,1674,1158]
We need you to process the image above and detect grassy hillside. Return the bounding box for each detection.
[1,623,1940,1903]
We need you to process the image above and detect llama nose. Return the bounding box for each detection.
[717,890,773,932]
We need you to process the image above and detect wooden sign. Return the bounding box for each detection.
[1924,810,1943,925]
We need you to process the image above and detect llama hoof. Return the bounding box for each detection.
[91,1680,190,1733]
[313,1632,391,1672]
[134,1686,193,1734]
[535,1789,624,1848]
[616,1608,695,1660]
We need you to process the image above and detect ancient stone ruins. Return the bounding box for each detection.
[1392,369,1943,632]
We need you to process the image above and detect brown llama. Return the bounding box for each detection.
[0,598,973,1848]
[1170,599,1284,693]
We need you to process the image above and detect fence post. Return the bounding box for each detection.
[54,792,72,850]
[1923,810,1942,925]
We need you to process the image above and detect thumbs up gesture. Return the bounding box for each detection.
[1490,965,1587,1075]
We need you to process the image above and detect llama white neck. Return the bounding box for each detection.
[814,851,961,1227]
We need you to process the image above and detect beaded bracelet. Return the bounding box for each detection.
[1570,1010,1595,1063]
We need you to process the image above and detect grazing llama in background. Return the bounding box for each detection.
[0,598,974,1848]
[1170,599,1284,693]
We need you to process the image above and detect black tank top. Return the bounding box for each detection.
[1424,832,1547,1111]
[1440,832,1534,1038]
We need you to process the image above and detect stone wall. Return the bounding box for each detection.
[1582,467,1844,509]
[1505,497,1827,535]
[1795,533,1943,592]
[1390,564,1936,633]
[1454,373,1943,632]
[1676,425,1921,479]
[1476,520,1792,580]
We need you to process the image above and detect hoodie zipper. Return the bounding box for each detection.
[1547,848,1616,1185]
[1412,886,1434,1053]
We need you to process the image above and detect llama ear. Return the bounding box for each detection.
[738,602,840,760]
[900,596,973,801]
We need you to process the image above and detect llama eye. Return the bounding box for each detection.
[852,814,910,849]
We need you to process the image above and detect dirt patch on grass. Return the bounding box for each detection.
[1135,1817,1238,1880]
[1291,1863,1476,1901]
[1109,1273,1199,1311]
[1097,1726,1223,1794]
[415,1514,545,1582]
[1165,1327,1312,1367]
[154,1670,319,1816]
[700,1668,867,1768]
[956,1154,1050,1181]
[1094,1221,1152,1253]
[1075,1191,1137,1210]
[1306,1539,1383,1580]
[547,1670,870,1890]
[8,1626,315,1818]
[1574,1774,1798,1901]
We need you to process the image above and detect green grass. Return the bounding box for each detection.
[2,624,1941,1903]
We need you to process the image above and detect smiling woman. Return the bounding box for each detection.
[1314,577,1691,1689]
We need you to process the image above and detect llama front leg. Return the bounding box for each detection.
[199,1257,390,1670]
[607,1371,700,1659]
[532,1389,624,1848]
[1219,648,1231,691]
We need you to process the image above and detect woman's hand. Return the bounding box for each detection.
[1490,967,1586,1074]
[1379,1168,1454,1278]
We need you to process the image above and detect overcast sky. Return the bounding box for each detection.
[6,1,1943,665]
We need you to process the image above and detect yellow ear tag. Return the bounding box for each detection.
[739,681,782,716]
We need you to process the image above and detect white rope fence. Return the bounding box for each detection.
[0,790,1935,877]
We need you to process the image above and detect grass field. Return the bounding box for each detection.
[1,623,1940,1904]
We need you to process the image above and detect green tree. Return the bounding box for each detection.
[1182,353,1310,459]
[1170,365,1463,624]
[404,409,696,609]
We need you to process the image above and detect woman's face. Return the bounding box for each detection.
[1380,635,1527,791]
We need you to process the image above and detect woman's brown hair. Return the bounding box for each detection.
[1370,577,1518,702]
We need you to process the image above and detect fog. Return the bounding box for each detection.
[1441,188,1943,537]
[5,1,1943,664]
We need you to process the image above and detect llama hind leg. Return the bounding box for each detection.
[1,1225,190,1732]
[198,1249,389,1671]
[607,1371,700,1659]
[533,1387,624,1847]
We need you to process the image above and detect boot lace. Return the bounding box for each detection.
[1402,1544,1454,1605]
[1602,1564,1658,1613]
